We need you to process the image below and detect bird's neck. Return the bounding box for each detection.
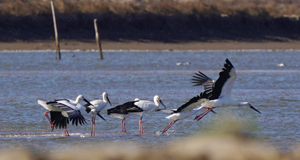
[74,97,81,104]
[154,100,159,107]
[103,95,107,103]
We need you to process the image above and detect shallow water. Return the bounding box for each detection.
[0,50,299,153]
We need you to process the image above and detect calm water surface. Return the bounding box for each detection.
[0,50,299,153]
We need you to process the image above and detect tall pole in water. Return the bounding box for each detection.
[94,19,103,60]
[51,1,61,59]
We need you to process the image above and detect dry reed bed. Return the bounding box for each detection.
[1,0,300,42]
[0,0,300,17]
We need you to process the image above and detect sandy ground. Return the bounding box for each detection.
[1,40,300,51]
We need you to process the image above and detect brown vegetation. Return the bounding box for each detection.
[1,0,300,17]
[0,0,300,42]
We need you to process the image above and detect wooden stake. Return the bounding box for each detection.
[94,19,103,60]
[50,1,61,60]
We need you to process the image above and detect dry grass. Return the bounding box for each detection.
[1,0,300,17]
[1,0,300,42]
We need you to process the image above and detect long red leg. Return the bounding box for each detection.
[93,122,96,136]
[195,108,212,121]
[91,119,93,136]
[44,111,54,130]
[91,117,96,136]
[121,120,123,132]
[91,121,93,136]
[162,119,178,134]
[121,118,126,132]
[195,110,210,121]
[139,117,143,135]
[64,128,69,136]
[123,118,126,133]
[194,108,209,120]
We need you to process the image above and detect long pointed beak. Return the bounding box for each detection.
[250,105,261,114]
[159,99,167,109]
[211,109,217,114]
[97,112,106,121]
[83,98,94,107]
[107,97,112,106]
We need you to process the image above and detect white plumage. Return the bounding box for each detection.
[38,95,89,136]
[129,95,167,135]
[83,92,112,136]
[192,59,261,121]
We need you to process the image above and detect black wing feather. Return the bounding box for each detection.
[50,111,69,130]
[191,71,214,96]
[175,92,210,113]
[210,58,234,100]
[69,110,86,126]
[192,59,235,100]
[107,101,143,115]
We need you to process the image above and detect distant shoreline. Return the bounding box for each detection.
[1,40,300,51]
[1,1,300,46]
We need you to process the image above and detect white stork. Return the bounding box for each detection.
[107,100,143,133]
[38,95,91,136]
[191,58,261,121]
[83,92,112,136]
[128,95,166,135]
[107,95,166,135]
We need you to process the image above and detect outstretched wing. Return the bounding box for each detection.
[69,110,87,126]
[46,100,75,115]
[47,100,86,126]
[210,58,236,100]
[50,111,69,129]
[191,71,215,96]
[176,92,210,113]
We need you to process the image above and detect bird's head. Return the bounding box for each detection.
[103,92,112,106]
[241,102,261,114]
[76,95,94,108]
[154,95,167,109]
[249,103,261,114]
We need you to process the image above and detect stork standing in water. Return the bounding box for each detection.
[107,95,166,135]
[107,98,142,133]
[191,59,261,121]
[129,95,167,135]
[83,92,112,136]
[38,95,91,136]
[161,92,210,134]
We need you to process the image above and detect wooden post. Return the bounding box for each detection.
[50,1,61,60]
[94,19,103,60]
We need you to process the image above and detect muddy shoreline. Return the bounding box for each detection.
[1,40,300,51]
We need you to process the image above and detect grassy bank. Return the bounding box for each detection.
[1,0,300,42]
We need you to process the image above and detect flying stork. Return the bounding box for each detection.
[191,58,261,121]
